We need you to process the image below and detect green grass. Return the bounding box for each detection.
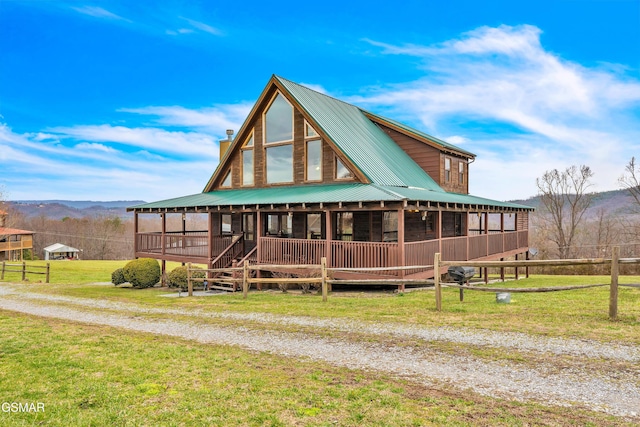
[0,312,632,426]
[2,261,639,343]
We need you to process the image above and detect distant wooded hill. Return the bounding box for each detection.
[511,188,637,219]
[9,189,637,221]
[9,200,146,220]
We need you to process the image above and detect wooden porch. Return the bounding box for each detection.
[134,230,529,279]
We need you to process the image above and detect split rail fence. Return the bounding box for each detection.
[187,246,639,320]
[0,262,50,283]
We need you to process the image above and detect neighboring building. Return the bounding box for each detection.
[129,75,533,279]
[0,210,34,262]
[43,243,80,260]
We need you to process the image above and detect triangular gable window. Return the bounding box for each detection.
[305,121,318,138]
[335,157,354,180]
[221,170,232,187]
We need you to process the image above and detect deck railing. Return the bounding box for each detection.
[260,237,326,265]
[330,240,399,273]
[405,240,439,275]
[135,230,529,271]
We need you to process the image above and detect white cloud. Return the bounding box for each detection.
[71,6,131,23]
[48,124,219,157]
[0,123,217,201]
[74,142,117,153]
[360,25,640,199]
[119,103,251,135]
[179,16,223,35]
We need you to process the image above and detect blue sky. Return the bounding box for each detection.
[1,0,639,202]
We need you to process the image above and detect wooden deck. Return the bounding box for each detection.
[134,230,529,278]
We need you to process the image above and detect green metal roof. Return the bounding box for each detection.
[363,111,476,158]
[130,183,533,211]
[275,76,444,191]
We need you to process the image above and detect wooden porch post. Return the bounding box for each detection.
[256,210,263,289]
[134,212,139,255]
[324,210,332,292]
[324,210,332,264]
[484,212,488,281]
[208,212,214,269]
[161,213,166,258]
[437,208,442,255]
[465,212,470,261]
[397,207,405,292]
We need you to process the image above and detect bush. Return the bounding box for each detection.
[123,258,161,289]
[111,268,126,286]
[168,266,206,290]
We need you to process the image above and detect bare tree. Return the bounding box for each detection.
[535,165,594,259]
[619,157,640,209]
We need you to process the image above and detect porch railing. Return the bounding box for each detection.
[260,237,326,265]
[330,240,399,273]
[405,240,439,275]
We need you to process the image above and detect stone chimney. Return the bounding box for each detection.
[219,129,234,159]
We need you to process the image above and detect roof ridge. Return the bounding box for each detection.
[274,75,362,111]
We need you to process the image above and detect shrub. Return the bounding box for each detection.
[168,266,206,290]
[123,258,161,289]
[111,268,126,286]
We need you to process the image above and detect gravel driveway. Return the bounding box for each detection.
[0,283,638,420]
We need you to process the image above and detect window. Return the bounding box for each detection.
[426,212,436,233]
[459,161,465,184]
[265,93,293,144]
[454,213,463,236]
[335,157,354,180]
[305,121,318,137]
[335,212,353,241]
[306,139,322,181]
[445,157,451,182]
[264,93,294,184]
[242,134,254,186]
[221,171,232,187]
[221,214,232,234]
[242,214,255,240]
[266,213,292,237]
[383,211,398,242]
[266,144,293,183]
[307,213,322,239]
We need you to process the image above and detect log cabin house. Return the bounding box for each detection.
[0,210,34,262]
[128,75,533,281]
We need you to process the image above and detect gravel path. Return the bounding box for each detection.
[0,283,639,420]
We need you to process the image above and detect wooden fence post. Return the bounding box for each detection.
[321,257,328,302]
[609,246,620,320]
[46,263,50,283]
[434,253,442,311]
[22,261,26,281]
[243,261,249,299]
[187,262,193,297]
[1,261,5,280]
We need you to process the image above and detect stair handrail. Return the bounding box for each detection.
[210,234,244,270]
[237,246,257,266]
